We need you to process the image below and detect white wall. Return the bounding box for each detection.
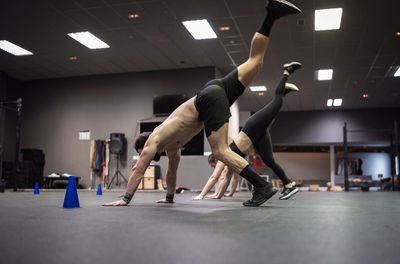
[273,152,330,181]
[345,153,391,181]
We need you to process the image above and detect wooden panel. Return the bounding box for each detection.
[144,166,155,178]
[143,177,155,190]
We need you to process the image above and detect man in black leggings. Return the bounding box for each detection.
[103,0,302,207]
[193,62,301,202]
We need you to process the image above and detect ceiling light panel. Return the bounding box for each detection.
[318,69,333,80]
[182,19,217,40]
[250,86,267,92]
[394,67,400,77]
[315,8,343,31]
[0,40,33,56]
[333,98,343,106]
[67,31,110,49]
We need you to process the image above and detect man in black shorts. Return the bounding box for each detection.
[103,0,302,207]
[193,62,302,202]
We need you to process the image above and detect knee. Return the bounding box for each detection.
[248,57,263,73]
[211,148,227,162]
[212,150,223,162]
[256,60,263,72]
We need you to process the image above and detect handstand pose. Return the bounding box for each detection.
[103,0,302,207]
[192,62,301,201]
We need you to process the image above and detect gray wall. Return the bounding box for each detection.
[255,152,331,183]
[0,73,21,162]
[19,67,214,188]
[274,152,330,182]
[258,152,391,184]
[156,156,215,189]
[4,68,399,189]
[270,108,400,145]
[246,108,398,185]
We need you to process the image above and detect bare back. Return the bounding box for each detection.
[150,97,204,153]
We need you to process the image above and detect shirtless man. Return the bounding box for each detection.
[103,0,302,207]
[192,62,301,201]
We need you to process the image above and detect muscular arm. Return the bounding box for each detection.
[192,160,225,200]
[157,149,181,203]
[226,173,240,197]
[210,166,233,199]
[103,136,158,206]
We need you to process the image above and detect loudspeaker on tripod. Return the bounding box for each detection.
[109,133,126,155]
[108,133,128,188]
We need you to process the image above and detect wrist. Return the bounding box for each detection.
[122,192,133,204]
[166,193,174,203]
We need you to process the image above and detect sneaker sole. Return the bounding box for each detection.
[279,188,299,200]
[285,83,299,92]
[243,187,278,207]
[269,0,302,14]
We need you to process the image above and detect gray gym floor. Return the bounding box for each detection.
[1,190,399,264]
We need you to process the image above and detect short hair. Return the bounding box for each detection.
[208,154,217,165]
[134,132,152,153]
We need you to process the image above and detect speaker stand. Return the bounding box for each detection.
[108,154,128,189]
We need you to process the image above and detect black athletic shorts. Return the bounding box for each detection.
[195,69,245,137]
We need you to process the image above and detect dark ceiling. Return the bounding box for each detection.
[0,0,399,112]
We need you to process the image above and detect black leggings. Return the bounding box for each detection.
[241,74,290,185]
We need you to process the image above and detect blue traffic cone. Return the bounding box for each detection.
[34,182,40,195]
[96,183,102,195]
[63,176,80,208]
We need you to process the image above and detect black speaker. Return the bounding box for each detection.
[110,133,125,154]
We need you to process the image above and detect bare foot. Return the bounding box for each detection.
[102,199,128,206]
[224,193,233,197]
[191,195,204,200]
[156,198,175,203]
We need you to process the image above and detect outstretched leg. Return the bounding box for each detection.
[255,132,299,200]
[207,1,302,207]
[237,1,301,88]
[242,63,301,145]
[239,64,301,201]
[208,123,275,206]
[255,131,290,185]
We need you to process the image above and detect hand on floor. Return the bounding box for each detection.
[191,195,204,200]
[102,199,128,206]
[206,194,221,199]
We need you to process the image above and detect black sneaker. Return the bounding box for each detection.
[279,181,299,200]
[283,62,302,74]
[266,0,302,18]
[243,182,277,207]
